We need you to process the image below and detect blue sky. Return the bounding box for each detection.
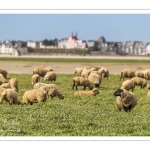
[0,14,150,43]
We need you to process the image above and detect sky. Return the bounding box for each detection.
[1,14,150,43]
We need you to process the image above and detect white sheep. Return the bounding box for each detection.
[0,89,20,105]
[22,89,48,105]
[144,69,150,80]
[31,74,40,85]
[74,88,99,96]
[72,76,94,90]
[73,67,83,76]
[34,82,64,99]
[114,88,137,112]
[43,71,56,82]
[0,73,7,85]
[99,67,109,80]
[130,77,148,89]
[121,79,135,92]
[120,68,135,80]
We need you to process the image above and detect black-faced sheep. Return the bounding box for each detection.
[34,82,64,100]
[74,88,99,96]
[74,67,83,76]
[44,71,56,82]
[120,68,135,80]
[0,68,10,79]
[0,89,20,105]
[22,89,47,105]
[130,77,148,89]
[121,79,135,92]
[114,88,137,112]
[72,76,94,90]
[31,74,40,85]
[0,73,7,85]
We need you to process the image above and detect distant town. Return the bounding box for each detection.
[0,32,150,56]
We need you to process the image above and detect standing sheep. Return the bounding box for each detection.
[114,88,137,112]
[0,89,20,105]
[0,73,7,85]
[34,82,64,99]
[121,79,135,92]
[31,74,40,85]
[74,88,99,96]
[9,78,18,91]
[72,76,94,90]
[120,68,135,80]
[74,67,83,76]
[22,89,47,105]
[130,77,148,89]
[0,68,10,79]
[44,71,56,82]
[99,67,109,80]
[144,69,150,80]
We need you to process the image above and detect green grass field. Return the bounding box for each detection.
[1,72,150,136]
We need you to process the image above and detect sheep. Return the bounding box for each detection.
[130,77,148,89]
[34,82,64,100]
[0,89,20,105]
[43,71,57,82]
[72,76,94,90]
[31,74,40,85]
[120,68,135,80]
[99,67,109,80]
[0,83,11,89]
[33,66,53,77]
[74,88,99,96]
[121,79,135,92]
[80,68,92,78]
[0,73,7,85]
[134,71,145,78]
[88,72,102,88]
[22,89,48,105]
[88,66,101,71]
[74,67,83,76]
[9,78,18,91]
[0,68,10,79]
[144,69,150,80]
[114,88,137,112]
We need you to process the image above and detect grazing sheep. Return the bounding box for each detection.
[44,71,56,82]
[130,77,148,89]
[99,67,109,80]
[144,69,150,80]
[72,76,94,90]
[22,89,47,105]
[74,67,83,76]
[31,74,40,85]
[9,78,18,91]
[74,88,99,96]
[88,72,102,88]
[120,68,135,80]
[0,83,11,89]
[114,88,137,112]
[0,73,7,85]
[80,68,92,78]
[0,89,20,105]
[34,82,64,99]
[0,68,10,79]
[121,79,135,92]
[33,66,53,77]
[134,71,145,78]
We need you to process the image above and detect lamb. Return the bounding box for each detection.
[44,71,56,82]
[0,73,7,85]
[114,88,137,112]
[34,82,64,99]
[22,89,48,105]
[80,68,92,78]
[130,77,148,89]
[74,88,99,96]
[88,72,102,88]
[31,74,40,85]
[9,78,18,91]
[72,76,94,90]
[0,89,20,105]
[0,68,10,79]
[33,66,53,77]
[74,67,83,76]
[121,79,135,92]
[120,68,135,80]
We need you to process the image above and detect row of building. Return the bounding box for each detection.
[1,34,150,56]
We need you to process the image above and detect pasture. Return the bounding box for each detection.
[0,57,150,136]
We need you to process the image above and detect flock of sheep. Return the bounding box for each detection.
[1,65,150,112]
